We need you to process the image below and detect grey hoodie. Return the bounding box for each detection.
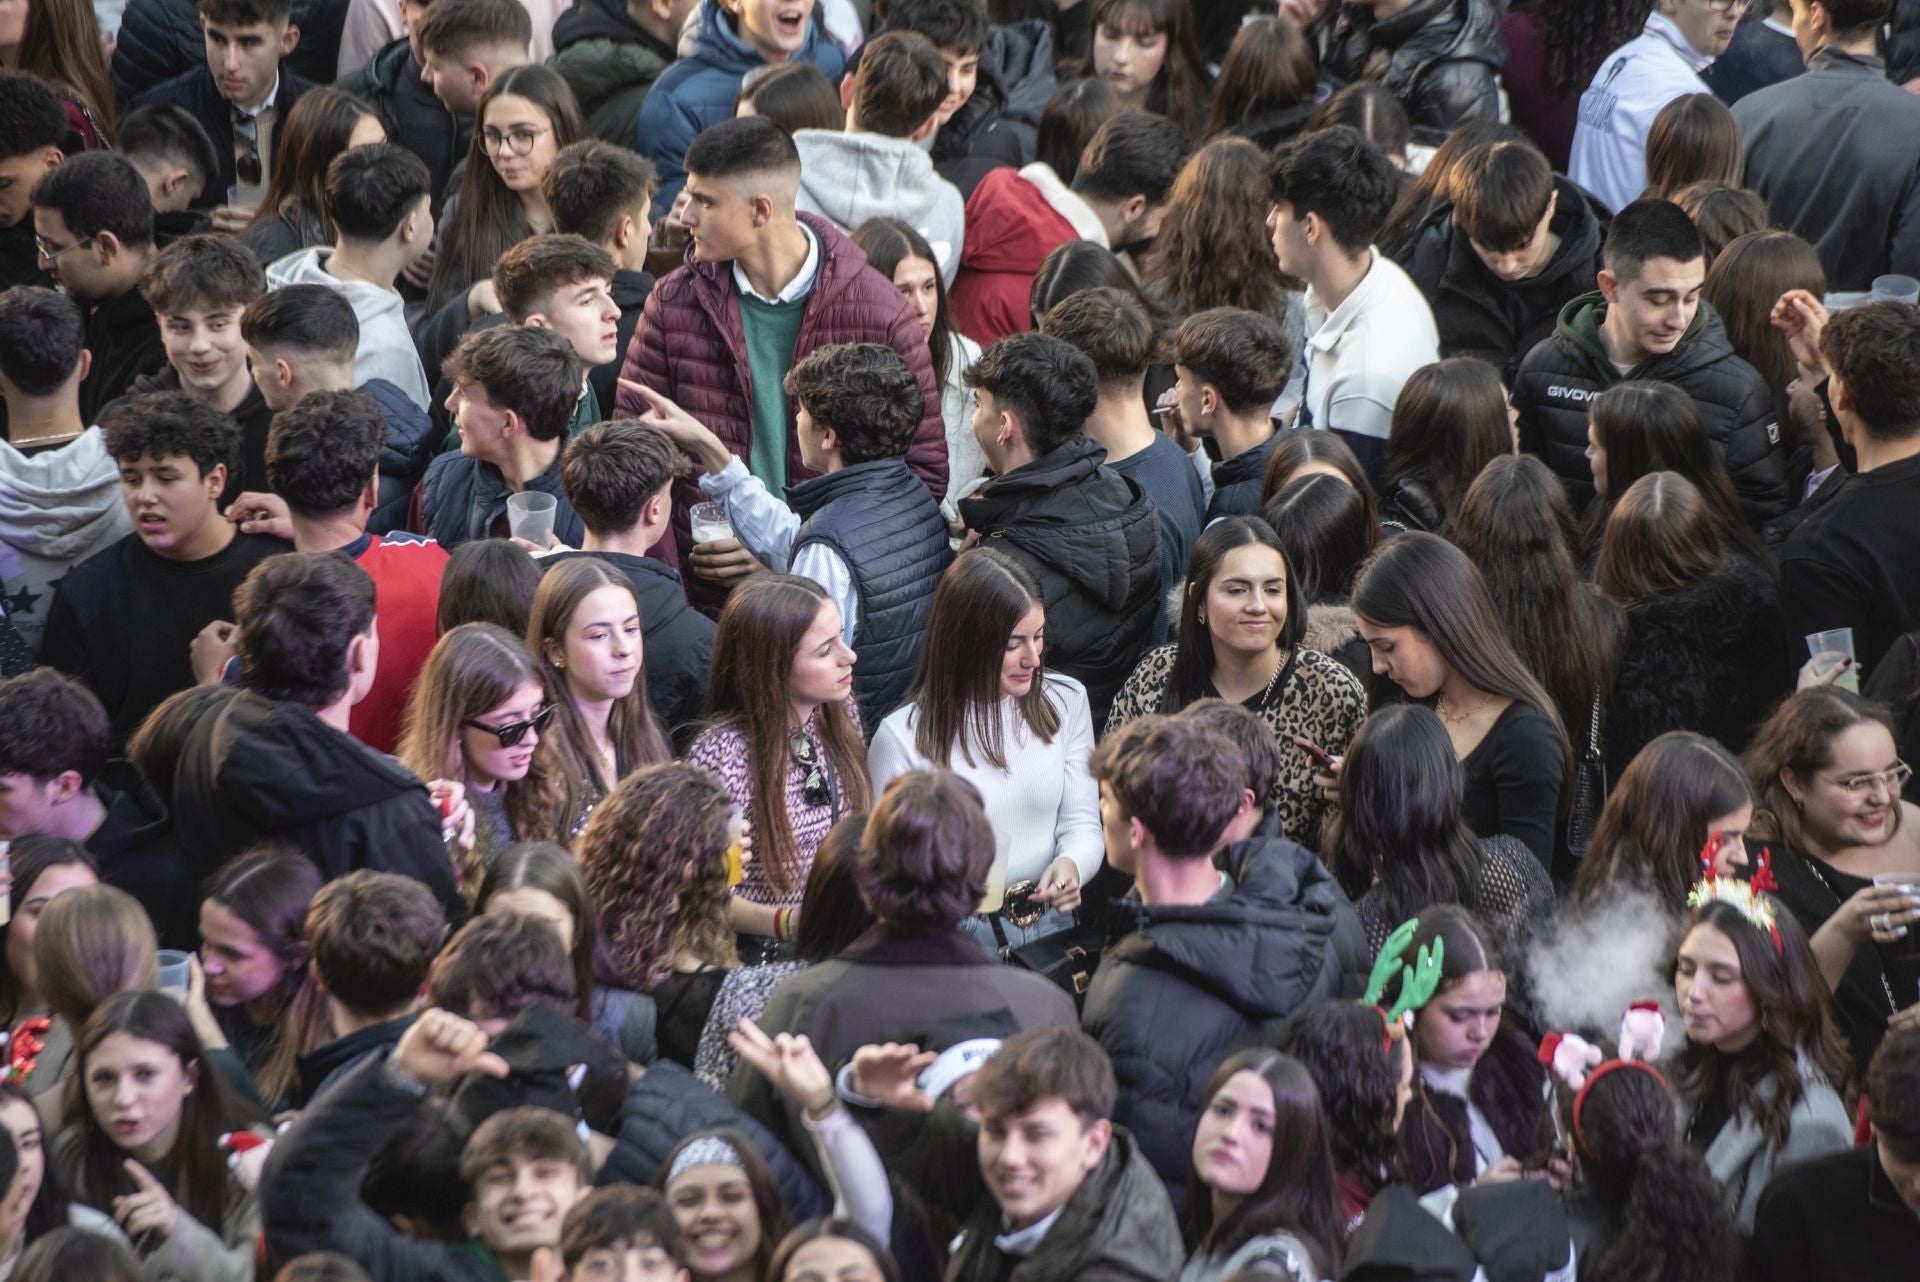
[0,429,133,657]
[792,129,967,285]
[264,247,432,412]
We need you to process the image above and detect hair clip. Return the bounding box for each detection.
[1688,872,1783,956]
[1361,916,1445,1050]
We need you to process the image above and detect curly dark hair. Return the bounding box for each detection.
[574,763,738,991]
[266,389,389,517]
[99,389,238,478]
[782,343,926,465]
[1144,139,1298,323]
[1820,299,1920,439]
[1280,1001,1407,1193]
[1518,0,1657,96]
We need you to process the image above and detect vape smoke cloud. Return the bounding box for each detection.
[1527,885,1684,1061]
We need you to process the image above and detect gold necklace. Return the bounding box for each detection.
[1434,691,1491,726]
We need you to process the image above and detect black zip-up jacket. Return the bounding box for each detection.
[1081,836,1368,1202]
[1322,0,1506,144]
[77,287,167,427]
[542,551,714,746]
[1396,174,1608,383]
[959,436,1161,725]
[1780,451,1920,676]
[89,758,198,951]
[1510,292,1793,523]
[339,39,471,218]
[133,65,316,210]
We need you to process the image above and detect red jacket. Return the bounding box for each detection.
[613,212,947,575]
[949,165,1083,345]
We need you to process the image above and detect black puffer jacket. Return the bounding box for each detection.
[959,436,1161,724]
[1081,836,1369,1200]
[110,0,345,105]
[1511,292,1793,523]
[1891,0,1920,86]
[1604,553,1793,780]
[1323,0,1507,144]
[339,38,471,218]
[1396,175,1609,382]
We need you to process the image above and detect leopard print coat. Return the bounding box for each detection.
[1106,644,1367,851]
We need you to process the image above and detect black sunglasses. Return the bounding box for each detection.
[790,730,832,807]
[465,704,556,748]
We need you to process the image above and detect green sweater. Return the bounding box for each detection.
[738,291,808,494]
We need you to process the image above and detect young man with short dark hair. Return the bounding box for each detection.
[0,668,198,948]
[878,0,1051,197]
[552,1185,690,1282]
[611,116,948,596]
[951,110,1182,344]
[242,283,438,533]
[1267,125,1438,480]
[337,0,468,221]
[133,232,274,493]
[639,342,953,724]
[1081,713,1359,1197]
[1040,286,1201,638]
[551,0,700,146]
[266,142,435,410]
[1396,136,1608,382]
[429,911,579,1035]
[31,153,170,423]
[417,0,533,117]
[795,31,965,281]
[542,140,658,415]
[1735,0,1920,292]
[1168,306,1292,521]
[262,1007,592,1281]
[1749,1024,1920,1279]
[424,324,587,547]
[1777,299,1920,674]
[300,869,448,1102]
[133,0,316,224]
[493,233,622,428]
[0,288,132,658]
[959,330,1159,724]
[849,1022,1182,1281]
[117,104,223,239]
[0,71,68,237]
[39,390,286,746]
[1510,197,1791,520]
[550,420,714,740]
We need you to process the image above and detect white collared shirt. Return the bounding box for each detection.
[1570,13,1716,212]
[993,1206,1065,1258]
[234,71,281,119]
[733,222,821,304]
[1299,248,1439,442]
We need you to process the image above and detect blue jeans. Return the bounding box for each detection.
[963,905,1077,959]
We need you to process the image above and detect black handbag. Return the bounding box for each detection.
[987,882,1104,1005]
[1564,690,1607,866]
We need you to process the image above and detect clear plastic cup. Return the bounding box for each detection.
[1871,274,1920,306]
[1873,872,1920,963]
[156,949,191,997]
[690,501,735,545]
[1805,627,1860,693]
[507,491,558,546]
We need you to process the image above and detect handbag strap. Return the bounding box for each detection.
[1585,688,1603,759]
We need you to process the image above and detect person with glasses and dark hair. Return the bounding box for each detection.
[29,152,168,424]
[1571,0,1751,213]
[689,575,872,949]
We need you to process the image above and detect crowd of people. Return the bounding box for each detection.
[0,0,1919,1278]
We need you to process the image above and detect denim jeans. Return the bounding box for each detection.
[962,905,1078,959]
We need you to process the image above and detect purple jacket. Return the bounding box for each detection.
[614,213,948,577]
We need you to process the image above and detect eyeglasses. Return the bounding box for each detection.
[790,730,833,807]
[482,124,554,157]
[1825,762,1914,797]
[34,233,95,263]
[464,704,556,748]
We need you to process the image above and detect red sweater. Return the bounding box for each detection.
[348,532,447,754]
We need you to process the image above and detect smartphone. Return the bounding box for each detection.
[1292,735,1338,772]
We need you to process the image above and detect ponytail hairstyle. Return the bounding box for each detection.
[1560,1063,1737,1282]
[201,848,332,1107]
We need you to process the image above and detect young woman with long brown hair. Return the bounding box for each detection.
[1594,473,1791,769]
[869,549,1101,952]
[574,764,740,1067]
[1200,17,1317,149]
[1704,229,1835,474]
[1378,357,1514,535]
[1350,532,1569,871]
[1079,0,1211,138]
[399,622,581,891]
[427,64,585,315]
[1745,688,1920,1076]
[0,0,115,147]
[688,575,870,948]
[243,87,386,265]
[1143,138,1300,339]
[1641,93,1743,202]
[1575,732,1757,914]
[525,556,670,805]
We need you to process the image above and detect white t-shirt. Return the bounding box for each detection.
[1300,249,1440,443]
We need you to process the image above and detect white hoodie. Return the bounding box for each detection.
[0,428,133,657]
[265,247,432,412]
[792,129,967,285]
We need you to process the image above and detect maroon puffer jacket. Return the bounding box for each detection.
[614,212,948,578]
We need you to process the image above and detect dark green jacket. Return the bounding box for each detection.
[549,0,676,145]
